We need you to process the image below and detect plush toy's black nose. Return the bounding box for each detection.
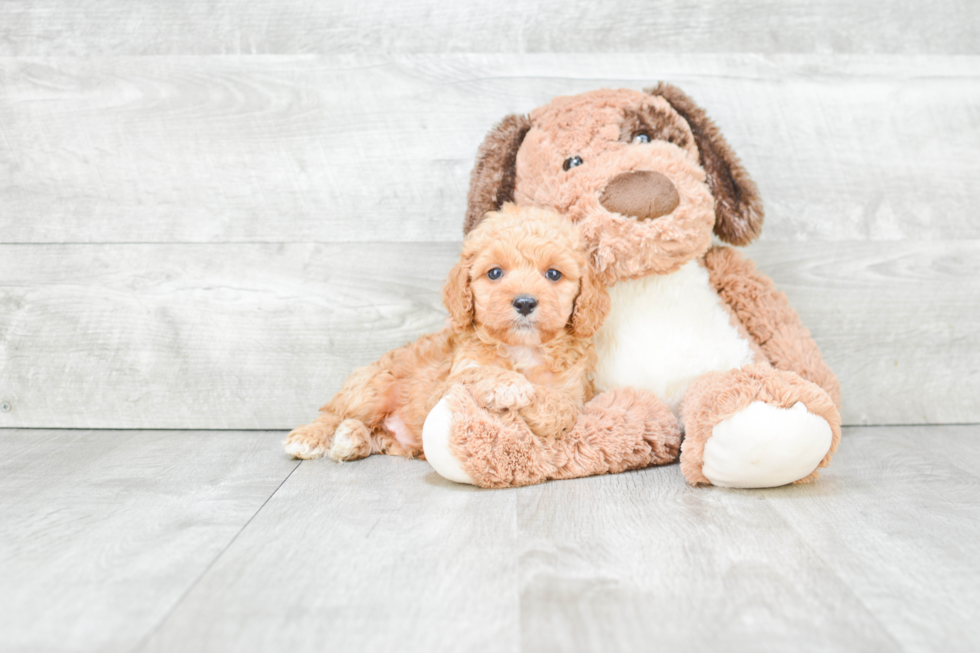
[513,296,538,316]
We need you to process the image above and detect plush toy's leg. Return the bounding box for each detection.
[423,385,680,488]
[679,365,841,488]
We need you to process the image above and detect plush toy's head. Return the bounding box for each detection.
[465,83,764,283]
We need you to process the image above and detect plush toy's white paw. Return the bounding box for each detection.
[702,401,833,488]
[422,397,475,485]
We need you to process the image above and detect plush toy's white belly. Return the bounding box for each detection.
[594,260,756,415]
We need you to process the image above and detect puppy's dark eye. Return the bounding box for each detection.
[562,156,583,171]
[632,132,651,144]
[546,269,562,281]
[487,267,503,280]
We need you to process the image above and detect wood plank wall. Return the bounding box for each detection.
[1,2,978,429]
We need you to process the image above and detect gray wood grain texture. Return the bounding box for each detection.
[515,424,980,653]
[762,425,980,653]
[1,1,977,56]
[0,242,456,430]
[123,424,976,653]
[0,429,297,653]
[140,446,520,653]
[2,240,976,430]
[1,55,978,244]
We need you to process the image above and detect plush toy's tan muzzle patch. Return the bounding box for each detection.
[599,171,680,221]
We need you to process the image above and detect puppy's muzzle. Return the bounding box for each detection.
[599,171,680,221]
[513,295,538,316]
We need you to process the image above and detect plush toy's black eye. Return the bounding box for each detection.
[632,132,651,144]
[546,269,562,281]
[562,156,583,171]
[487,267,503,280]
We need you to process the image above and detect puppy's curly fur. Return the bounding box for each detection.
[283,204,609,462]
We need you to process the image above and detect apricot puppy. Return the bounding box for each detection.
[283,204,609,462]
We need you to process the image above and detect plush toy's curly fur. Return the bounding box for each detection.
[284,205,680,478]
[459,83,842,488]
[442,383,679,488]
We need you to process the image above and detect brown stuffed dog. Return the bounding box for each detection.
[423,83,842,488]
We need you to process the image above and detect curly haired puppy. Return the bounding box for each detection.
[283,204,610,462]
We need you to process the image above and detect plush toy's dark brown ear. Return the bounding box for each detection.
[464,114,532,235]
[647,82,764,246]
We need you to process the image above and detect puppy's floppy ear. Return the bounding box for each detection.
[441,257,474,331]
[465,114,532,235]
[569,265,611,339]
[647,82,764,246]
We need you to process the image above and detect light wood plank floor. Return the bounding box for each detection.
[2,425,978,653]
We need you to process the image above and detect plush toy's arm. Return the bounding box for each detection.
[516,384,580,440]
[703,246,842,409]
[427,385,680,488]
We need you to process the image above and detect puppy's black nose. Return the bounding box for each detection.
[513,296,538,316]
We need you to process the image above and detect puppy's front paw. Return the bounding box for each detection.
[480,377,535,410]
